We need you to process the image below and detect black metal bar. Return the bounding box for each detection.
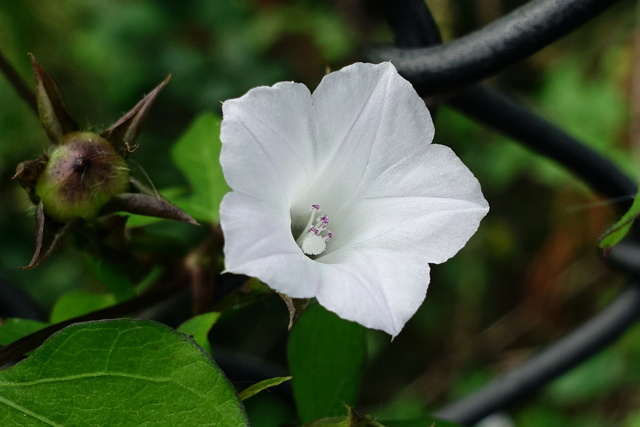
[448,85,637,206]
[374,0,636,205]
[371,0,640,424]
[365,0,621,95]
[435,282,640,425]
[607,242,640,278]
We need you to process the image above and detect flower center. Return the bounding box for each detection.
[296,204,334,256]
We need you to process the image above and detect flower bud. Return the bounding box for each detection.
[35,131,129,222]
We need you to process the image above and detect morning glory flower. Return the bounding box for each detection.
[219,62,489,336]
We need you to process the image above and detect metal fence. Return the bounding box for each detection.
[365,0,640,425]
[0,1,638,425]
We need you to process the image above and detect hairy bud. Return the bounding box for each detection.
[35,132,129,222]
[15,55,193,269]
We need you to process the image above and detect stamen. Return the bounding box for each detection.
[297,204,321,242]
[296,204,335,256]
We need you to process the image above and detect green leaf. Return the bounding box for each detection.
[172,112,229,224]
[302,404,357,427]
[49,291,117,323]
[600,190,640,253]
[304,415,354,427]
[546,350,625,404]
[177,311,221,354]
[239,376,292,401]
[0,319,249,426]
[288,304,366,423]
[304,406,396,427]
[0,319,48,346]
[84,255,135,301]
[381,417,462,427]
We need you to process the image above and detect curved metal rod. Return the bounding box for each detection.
[435,281,640,425]
[365,0,621,95]
[607,242,640,278]
[372,0,640,424]
[448,85,637,207]
[375,0,636,206]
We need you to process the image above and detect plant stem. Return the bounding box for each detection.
[0,51,37,116]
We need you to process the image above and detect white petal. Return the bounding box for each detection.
[323,144,489,264]
[219,62,490,337]
[221,82,315,205]
[220,191,321,297]
[292,62,434,213]
[315,248,431,337]
[222,189,428,336]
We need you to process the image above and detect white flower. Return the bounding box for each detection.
[219,62,489,337]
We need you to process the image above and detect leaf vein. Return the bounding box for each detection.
[0,394,62,426]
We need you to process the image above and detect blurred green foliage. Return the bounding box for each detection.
[1,0,640,425]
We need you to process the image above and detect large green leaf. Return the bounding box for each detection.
[288,304,366,423]
[0,319,249,426]
[171,112,229,224]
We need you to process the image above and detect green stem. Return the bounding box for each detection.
[0,51,37,116]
